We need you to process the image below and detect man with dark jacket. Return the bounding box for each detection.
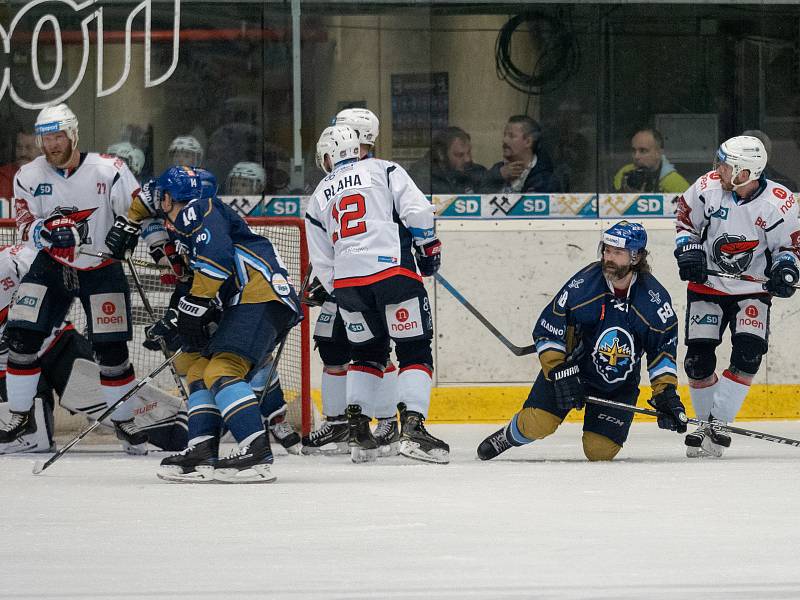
[410,127,487,194]
[481,115,557,193]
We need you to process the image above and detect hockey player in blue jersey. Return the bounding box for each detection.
[118,166,302,482]
[477,221,687,461]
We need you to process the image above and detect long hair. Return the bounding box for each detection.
[631,248,651,274]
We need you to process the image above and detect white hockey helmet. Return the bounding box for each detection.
[107,142,145,177]
[34,103,79,150]
[168,135,204,167]
[225,161,266,195]
[334,108,379,146]
[715,135,767,188]
[316,125,360,174]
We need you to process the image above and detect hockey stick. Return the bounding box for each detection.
[32,350,183,474]
[705,269,800,290]
[433,272,536,356]
[79,249,162,270]
[125,257,189,400]
[586,396,800,448]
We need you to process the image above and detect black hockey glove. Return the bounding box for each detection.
[143,308,181,352]
[149,240,185,285]
[765,261,799,298]
[550,361,587,412]
[674,243,708,284]
[105,215,141,260]
[302,277,332,307]
[414,238,442,277]
[648,386,688,433]
[41,215,81,262]
[177,295,217,349]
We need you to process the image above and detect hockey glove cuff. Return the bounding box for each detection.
[41,216,81,262]
[303,277,333,307]
[674,243,708,284]
[765,261,799,298]
[648,387,688,433]
[414,238,442,277]
[177,295,217,349]
[105,215,141,260]
[550,361,587,412]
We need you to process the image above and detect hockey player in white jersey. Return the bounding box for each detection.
[306,124,447,463]
[674,135,800,457]
[0,103,162,454]
[303,110,400,456]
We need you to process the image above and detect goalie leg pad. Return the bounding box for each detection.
[582,431,622,461]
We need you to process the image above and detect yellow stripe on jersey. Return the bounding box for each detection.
[191,272,224,298]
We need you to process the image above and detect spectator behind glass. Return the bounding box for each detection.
[409,127,487,194]
[742,129,798,192]
[613,127,689,193]
[0,131,41,202]
[480,115,558,193]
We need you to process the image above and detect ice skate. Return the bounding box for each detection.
[301,416,350,455]
[268,413,302,455]
[398,403,449,464]
[684,424,710,458]
[373,416,400,457]
[346,404,378,463]
[112,418,149,455]
[0,407,37,444]
[701,415,731,458]
[477,426,512,461]
[214,432,276,483]
[157,437,219,483]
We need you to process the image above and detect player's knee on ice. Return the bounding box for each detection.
[516,407,561,440]
[582,431,621,461]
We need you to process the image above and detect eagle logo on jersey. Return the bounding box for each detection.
[593,327,635,384]
[51,206,98,244]
[712,234,759,274]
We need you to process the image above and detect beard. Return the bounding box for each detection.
[44,146,73,168]
[602,259,631,281]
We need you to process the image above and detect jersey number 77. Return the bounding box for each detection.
[332,193,367,243]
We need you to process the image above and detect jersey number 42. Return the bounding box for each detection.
[331,193,367,243]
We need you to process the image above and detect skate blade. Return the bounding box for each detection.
[157,466,216,483]
[301,442,349,456]
[685,446,711,458]
[377,441,400,457]
[700,439,726,458]
[399,441,450,464]
[214,465,277,483]
[350,446,378,463]
[121,442,149,456]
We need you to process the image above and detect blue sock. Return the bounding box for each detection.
[212,379,265,444]
[506,413,534,446]
[187,383,222,441]
[259,382,286,421]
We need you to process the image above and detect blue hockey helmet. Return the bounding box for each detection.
[600,220,647,261]
[156,166,217,206]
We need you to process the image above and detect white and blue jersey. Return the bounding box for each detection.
[533,262,678,396]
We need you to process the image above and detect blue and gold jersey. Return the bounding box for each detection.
[533,262,678,396]
[171,196,302,320]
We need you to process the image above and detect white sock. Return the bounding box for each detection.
[321,368,348,417]
[346,365,383,417]
[688,374,718,421]
[6,364,41,413]
[710,370,752,423]
[396,365,433,417]
[374,363,398,419]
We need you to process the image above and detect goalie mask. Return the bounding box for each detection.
[714,136,767,190]
[225,162,266,195]
[107,142,145,177]
[334,108,379,146]
[316,125,360,174]
[599,220,648,263]
[168,135,204,167]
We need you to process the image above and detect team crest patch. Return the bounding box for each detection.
[593,327,635,384]
[271,274,291,296]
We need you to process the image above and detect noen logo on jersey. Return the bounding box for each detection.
[593,327,635,384]
[712,234,759,274]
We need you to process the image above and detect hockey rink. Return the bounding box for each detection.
[2,422,800,600]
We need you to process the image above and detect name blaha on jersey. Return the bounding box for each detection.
[323,173,366,201]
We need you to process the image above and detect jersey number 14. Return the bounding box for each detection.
[332,193,367,243]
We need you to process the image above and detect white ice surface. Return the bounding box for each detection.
[3,422,800,600]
